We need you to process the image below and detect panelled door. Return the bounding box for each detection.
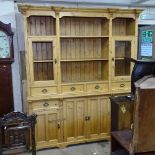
[112,37,135,81]
[33,100,61,149]
[87,96,110,140]
[63,98,87,144]
[28,37,57,87]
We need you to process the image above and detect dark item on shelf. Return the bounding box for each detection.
[0,111,37,155]
[125,57,155,99]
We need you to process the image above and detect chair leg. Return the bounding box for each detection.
[31,127,36,155]
[0,130,2,155]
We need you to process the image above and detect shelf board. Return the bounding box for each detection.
[61,80,108,84]
[60,35,109,38]
[115,58,125,60]
[61,59,108,62]
[33,60,53,63]
[112,35,135,37]
[28,35,56,38]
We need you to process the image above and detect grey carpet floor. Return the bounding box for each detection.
[21,141,110,155]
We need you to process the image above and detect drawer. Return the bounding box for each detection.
[31,100,59,110]
[112,82,130,91]
[31,86,57,96]
[86,83,109,92]
[62,84,84,94]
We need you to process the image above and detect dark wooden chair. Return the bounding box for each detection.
[0,111,37,155]
[111,77,155,155]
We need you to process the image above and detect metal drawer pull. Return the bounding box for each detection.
[43,102,49,107]
[57,122,60,129]
[70,87,76,91]
[42,89,48,94]
[85,116,91,121]
[120,84,125,87]
[95,85,100,89]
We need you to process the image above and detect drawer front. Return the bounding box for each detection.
[112,82,130,91]
[62,84,84,94]
[86,83,109,92]
[31,100,59,111]
[31,87,57,96]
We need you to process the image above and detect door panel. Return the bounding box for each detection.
[63,98,87,143]
[28,38,57,87]
[87,97,100,139]
[87,96,110,140]
[100,97,110,137]
[35,112,46,144]
[48,112,61,143]
[112,37,135,81]
[32,99,61,149]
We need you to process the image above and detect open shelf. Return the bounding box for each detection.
[60,17,109,36]
[112,18,135,36]
[61,61,108,83]
[61,38,109,60]
[27,16,56,36]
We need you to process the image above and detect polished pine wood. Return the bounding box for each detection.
[18,5,142,149]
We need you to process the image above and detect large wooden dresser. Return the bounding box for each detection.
[18,5,141,149]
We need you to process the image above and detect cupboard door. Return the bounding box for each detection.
[87,96,110,140]
[99,97,110,138]
[87,97,100,140]
[112,37,135,81]
[47,109,62,145]
[63,98,87,144]
[34,110,47,148]
[32,100,61,149]
[28,38,57,87]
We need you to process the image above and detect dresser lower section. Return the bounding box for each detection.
[28,95,111,149]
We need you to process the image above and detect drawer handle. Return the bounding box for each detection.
[85,116,91,121]
[70,87,76,91]
[42,89,48,94]
[43,102,49,107]
[95,85,100,89]
[120,84,125,87]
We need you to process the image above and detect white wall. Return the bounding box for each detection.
[0,1,22,111]
[139,8,155,25]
